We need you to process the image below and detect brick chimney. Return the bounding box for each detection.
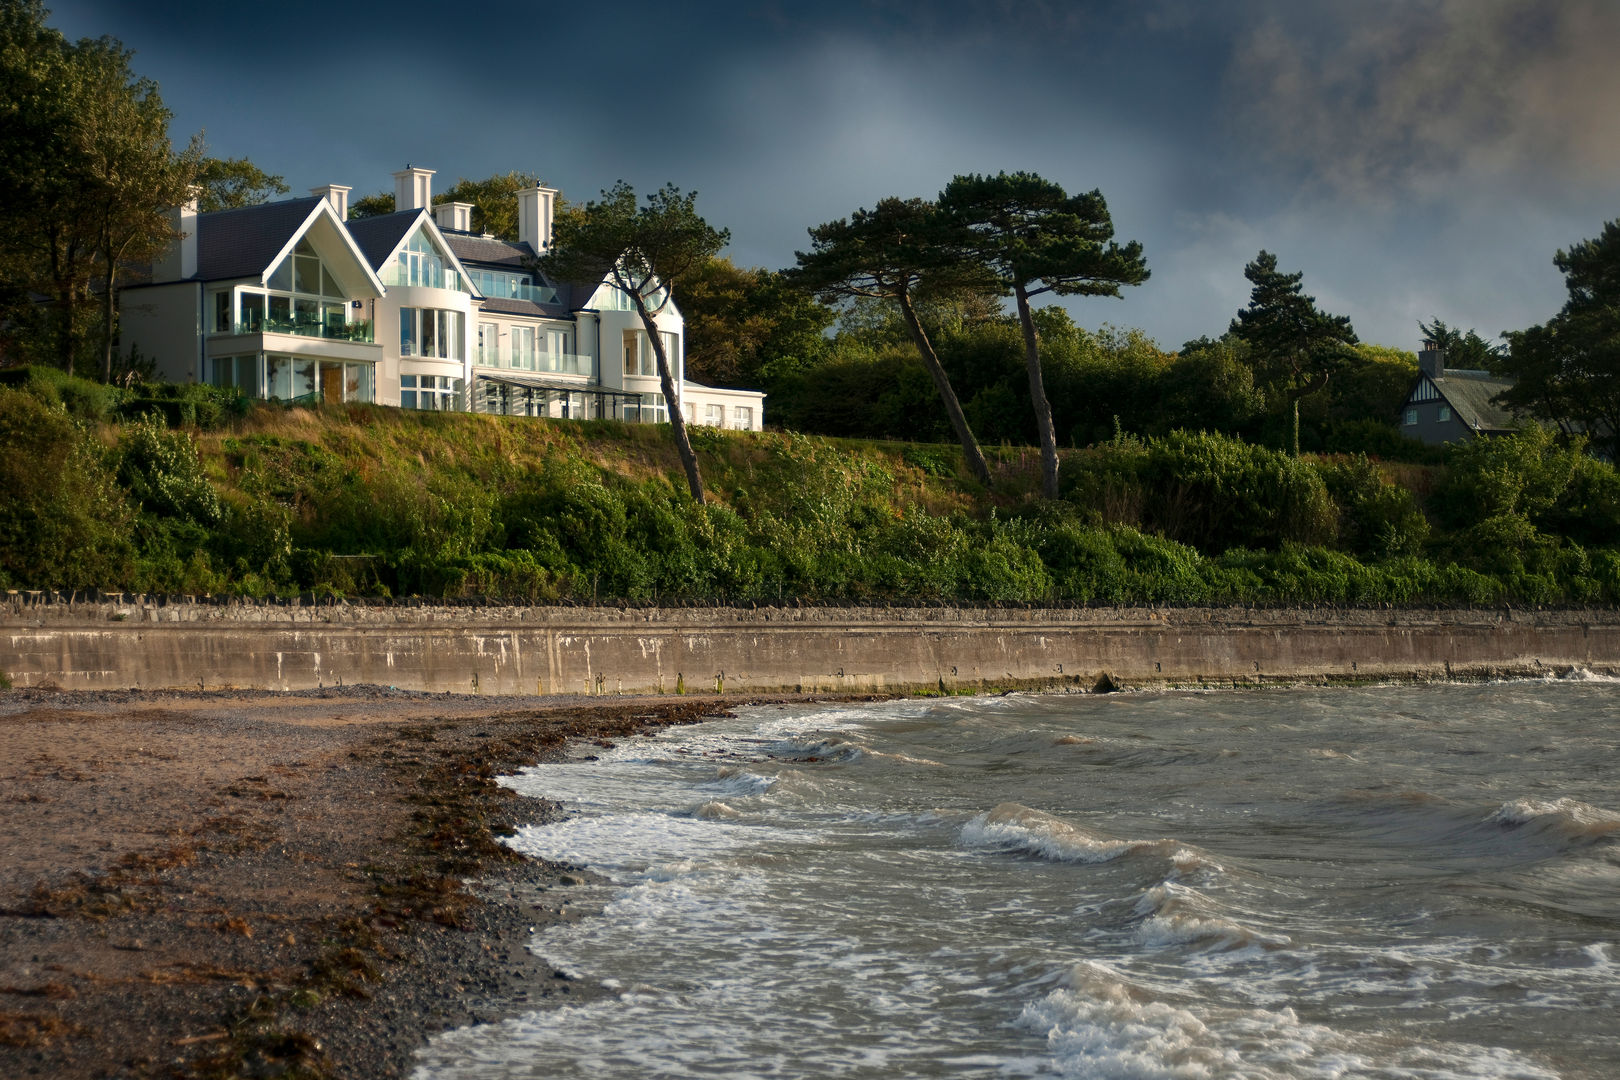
[1418,339,1446,379]
[392,165,434,212]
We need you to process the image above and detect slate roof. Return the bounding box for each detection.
[479,296,563,318]
[1416,370,1518,433]
[192,197,323,282]
[344,211,420,270]
[442,232,536,270]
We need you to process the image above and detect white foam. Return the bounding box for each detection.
[1018,961,1563,1080]
[1134,882,1291,951]
[962,803,1188,867]
[1487,796,1620,840]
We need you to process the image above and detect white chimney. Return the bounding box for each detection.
[311,183,352,221]
[155,193,199,280]
[434,201,473,233]
[392,165,434,212]
[516,183,559,252]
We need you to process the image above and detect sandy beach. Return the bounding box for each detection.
[0,685,847,1079]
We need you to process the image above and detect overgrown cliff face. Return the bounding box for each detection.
[2,371,1618,606]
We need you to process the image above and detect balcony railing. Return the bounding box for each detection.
[488,351,596,378]
[234,318,374,343]
[470,275,560,305]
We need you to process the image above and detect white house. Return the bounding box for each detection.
[121,166,766,431]
[119,194,387,403]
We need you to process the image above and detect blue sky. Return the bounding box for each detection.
[48,0,1620,352]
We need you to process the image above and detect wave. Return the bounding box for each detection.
[1018,961,1561,1080]
[692,801,741,820]
[1487,797,1620,842]
[1133,882,1290,951]
[704,766,775,796]
[961,803,1199,868]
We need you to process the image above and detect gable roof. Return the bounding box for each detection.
[441,232,536,270]
[343,211,420,269]
[1411,370,1518,433]
[193,196,324,282]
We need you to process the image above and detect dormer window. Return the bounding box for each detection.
[209,238,371,342]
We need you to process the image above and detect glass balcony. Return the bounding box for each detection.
[236,317,374,343]
[469,272,559,305]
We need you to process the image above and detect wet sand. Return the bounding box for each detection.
[0,685,859,1078]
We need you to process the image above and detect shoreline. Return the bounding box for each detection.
[0,685,877,1079]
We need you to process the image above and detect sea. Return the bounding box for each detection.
[411,677,1620,1079]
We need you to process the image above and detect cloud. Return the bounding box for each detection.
[1224,0,1620,201]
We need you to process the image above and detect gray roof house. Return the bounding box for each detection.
[1399,344,1517,445]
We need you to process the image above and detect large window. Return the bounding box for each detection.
[265,356,373,404]
[733,405,754,430]
[511,326,536,371]
[401,374,463,411]
[399,308,464,359]
[478,322,498,366]
[384,227,464,291]
[622,330,656,377]
[209,239,364,341]
[208,354,259,393]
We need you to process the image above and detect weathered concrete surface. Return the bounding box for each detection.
[3,594,1618,694]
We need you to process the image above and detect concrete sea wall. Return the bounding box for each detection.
[4,594,1618,695]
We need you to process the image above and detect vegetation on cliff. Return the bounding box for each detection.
[4,366,1618,607]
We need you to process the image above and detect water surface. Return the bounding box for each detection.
[414,678,1620,1078]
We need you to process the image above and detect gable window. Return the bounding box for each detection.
[1438,405,1452,422]
[217,238,367,341]
[1404,408,1418,426]
[385,227,465,292]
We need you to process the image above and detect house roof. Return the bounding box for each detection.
[193,197,325,281]
[441,233,536,270]
[479,296,567,318]
[343,211,420,269]
[1416,370,1518,433]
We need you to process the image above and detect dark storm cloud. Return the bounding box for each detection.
[42,0,1620,350]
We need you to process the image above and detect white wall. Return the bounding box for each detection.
[119,283,203,383]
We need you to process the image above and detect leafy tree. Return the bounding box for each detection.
[436,171,541,241]
[939,172,1148,498]
[0,3,199,379]
[542,182,727,502]
[1228,251,1358,456]
[1497,221,1620,459]
[194,155,288,212]
[681,257,833,388]
[792,197,995,485]
[1416,317,1503,370]
[347,190,394,220]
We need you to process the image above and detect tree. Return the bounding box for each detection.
[194,156,287,212]
[791,197,995,485]
[681,256,833,387]
[1497,221,1620,459]
[0,4,200,378]
[1228,251,1358,456]
[436,171,541,241]
[74,36,201,381]
[347,191,394,220]
[542,182,727,503]
[939,172,1148,498]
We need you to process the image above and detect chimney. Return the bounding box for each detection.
[433,201,474,233]
[516,183,559,252]
[311,183,352,221]
[1418,341,1445,379]
[392,165,434,212]
[155,192,199,281]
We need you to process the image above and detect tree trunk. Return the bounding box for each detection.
[101,255,117,384]
[633,293,705,504]
[1292,397,1300,458]
[895,289,992,486]
[1014,285,1060,499]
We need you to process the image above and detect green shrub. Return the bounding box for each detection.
[1320,455,1430,559]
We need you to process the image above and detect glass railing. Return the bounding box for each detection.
[236,318,374,343]
[470,274,559,305]
[490,351,596,377]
